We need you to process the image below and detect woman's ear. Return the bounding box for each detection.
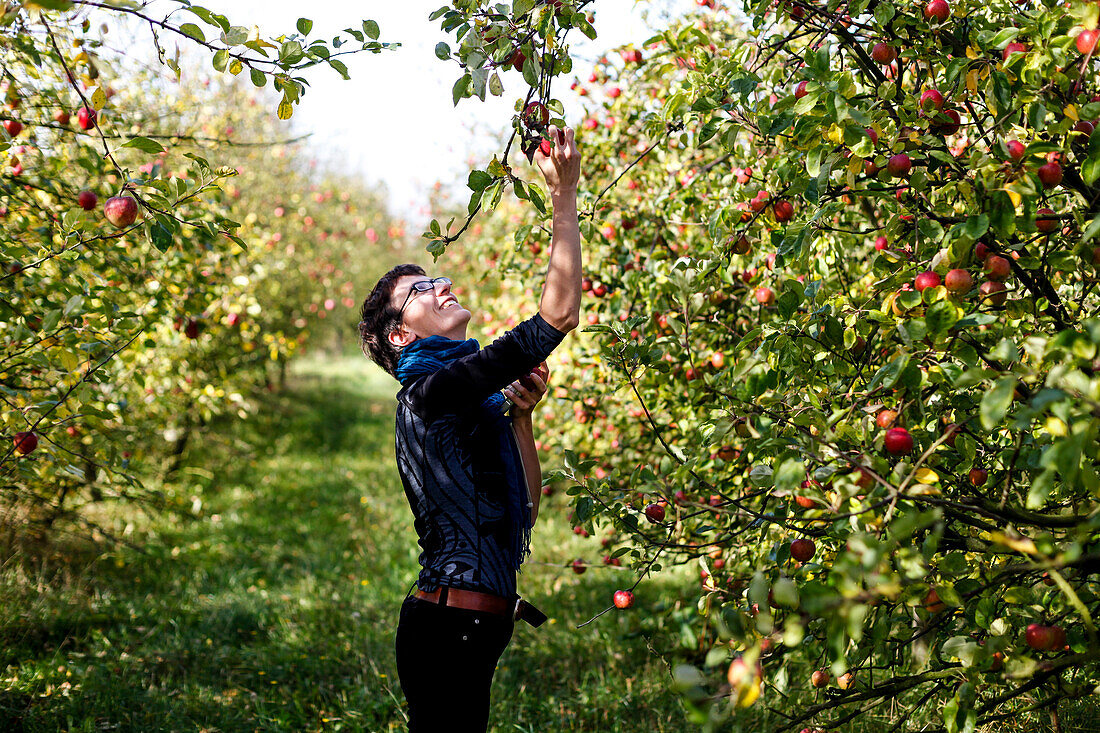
[389,322,416,349]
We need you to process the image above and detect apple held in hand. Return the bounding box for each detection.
[104,195,138,228]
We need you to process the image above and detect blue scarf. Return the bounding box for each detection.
[395,335,533,575]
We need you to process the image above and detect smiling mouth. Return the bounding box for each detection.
[442,299,460,309]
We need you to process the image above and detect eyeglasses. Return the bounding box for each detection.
[398,277,452,314]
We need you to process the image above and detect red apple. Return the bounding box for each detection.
[522,101,549,129]
[790,538,816,562]
[104,195,138,228]
[76,106,97,130]
[974,242,990,261]
[1025,624,1065,651]
[944,269,973,293]
[969,467,988,486]
[924,588,946,613]
[1035,208,1057,234]
[571,558,587,574]
[984,255,1011,280]
[755,286,776,305]
[919,89,944,111]
[871,43,896,64]
[914,271,941,292]
[931,108,961,136]
[53,109,70,125]
[794,80,808,99]
[613,590,635,609]
[979,280,1007,306]
[887,153,911,177]
[773,199,794,222]
[13,431,38,455]
[884,427,914,455]
[644,502,666,523]
[924,0,949,22]
[1037,161,1062,189]
[227,312,241,327]
[1006,140,1026,162]
[876,409,900,428]
[184,318,201,339]
[1002,42,1027,62]
[3,119,22,137]
[811,669,830,688]
[77,190,97,211]
[874,236,888,251]
[1077,29,1099,55]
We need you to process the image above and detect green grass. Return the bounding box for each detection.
[4,356,1098,733]
[0,356,688,732]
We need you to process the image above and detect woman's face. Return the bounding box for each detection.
[388,274,471,348]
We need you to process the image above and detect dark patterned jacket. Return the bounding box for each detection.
[394,313,569,598]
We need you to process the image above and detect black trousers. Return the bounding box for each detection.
[395,592,515,732]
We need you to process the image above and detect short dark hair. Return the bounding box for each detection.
[357,263,425,379]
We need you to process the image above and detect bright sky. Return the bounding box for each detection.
[137,1,679,225]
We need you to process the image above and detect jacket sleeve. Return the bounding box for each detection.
[404,312,569,420]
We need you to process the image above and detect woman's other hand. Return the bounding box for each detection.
[505,361,550,420]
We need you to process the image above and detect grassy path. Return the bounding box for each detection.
[0,357,687,732]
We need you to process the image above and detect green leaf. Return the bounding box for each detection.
[121,136,166,154]
[1082,131,1100,185]
[250,67,267,87]
[963,214,989,240]
[296,18,313,36]
[467,170,493,191]
[926,300,959,334]
[452,74,470,106]
[980,377,1016,429]
[212,49,229,72]
[363,20,380,40]
[434,42,451,60]
[328,58,349,79]
[221,26,249,46]
[179,23,206,42]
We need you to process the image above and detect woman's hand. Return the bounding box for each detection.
[505,361,550,420]
[533,125,580,199]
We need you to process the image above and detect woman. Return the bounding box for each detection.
[356,125,581,732]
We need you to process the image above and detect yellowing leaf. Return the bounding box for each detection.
[1065,105,1079,122]
[989,532,1038,555]
[966,46,981,59]
[87,85,107,111]
[914,467,939,483]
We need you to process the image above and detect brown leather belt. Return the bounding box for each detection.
[415,586,515,618]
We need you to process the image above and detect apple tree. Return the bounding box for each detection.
[427,0,1100,729]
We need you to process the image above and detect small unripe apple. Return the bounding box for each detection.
[77,190,97,211]
[754,286,776,305]
[104,195,138,228]
[919,89,944,111]
[914,271,941,292]
[1002,42,1027,62]
[1037,161,1062,189]
[790,538,816,562]
[887,153,911,177]
[884,427,914,455]
[944,269,973,293]
[13,431,38,455]
[979,280,1007,306]
[613,589,635,609]
[1005,140,1026,162]
[644,502,666,523]
[924,0,949,22]
[1077,29,1099,55]
[811,669,830,688]
[871,43,896,64]
[968,467,988,486]
[984,255,1011,280]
